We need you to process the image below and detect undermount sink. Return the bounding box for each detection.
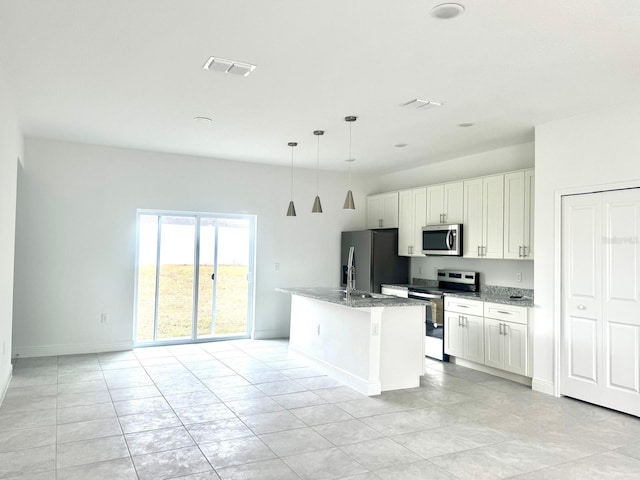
[339,289,389,299]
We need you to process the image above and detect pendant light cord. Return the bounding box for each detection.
[316,134,320,195]
[348,121,353,187]
[290,145,294,200]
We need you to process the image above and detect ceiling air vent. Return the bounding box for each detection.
[400,98,444,110]
[202,56,257,77]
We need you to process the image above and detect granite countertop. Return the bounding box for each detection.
[381,282,534,308]
[277,287,431,309]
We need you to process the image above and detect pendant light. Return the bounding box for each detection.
[286,142,298,217]
[312,130,324,213]
[343,116,357,210]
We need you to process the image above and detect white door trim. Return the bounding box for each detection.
[553,178,640,397]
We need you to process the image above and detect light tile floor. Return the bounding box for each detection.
[1,339,639,479]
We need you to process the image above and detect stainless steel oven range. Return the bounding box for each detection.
[408,269,479,361]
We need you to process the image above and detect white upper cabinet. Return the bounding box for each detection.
[398,187,426,256]
[366,192,399,229]
[503,169,534,259]
[464,175,504,258]
[426,182,464,225]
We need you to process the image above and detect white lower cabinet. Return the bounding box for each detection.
[444,298,484,365]
[484,318,527,376]
[445,297,530,377]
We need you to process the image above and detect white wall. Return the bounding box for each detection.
[411,257,534,290]
[374,142,535,290]
[0,66,22,398]
[13,138,368,356]
[370,143,534,193]
[534,100,640,395]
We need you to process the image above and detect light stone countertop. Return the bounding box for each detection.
[381,283,534,308]
[277,287,430,309]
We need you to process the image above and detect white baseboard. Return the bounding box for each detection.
[252,328,290,340]
[13,341,134,358]
[532,377,556,396]
[0,363,13,407]
[451,357,532,387]
[290,346,381,396]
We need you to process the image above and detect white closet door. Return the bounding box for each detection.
[561,189,640,417]
[601,189,640,414]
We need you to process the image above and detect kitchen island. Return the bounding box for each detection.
[278,287,428,395]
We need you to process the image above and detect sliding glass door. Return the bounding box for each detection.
[135,211,255,345]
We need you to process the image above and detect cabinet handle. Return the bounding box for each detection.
[443,213,447,223]
[499,323,504,335]
[458,316,462,326]
[477,245,481,256]
[577,305,586,310]
[497,311,512,315]
[378,219,383,228]
[456,304,469,309]
[523,246,528,257]
[518,246,523,258]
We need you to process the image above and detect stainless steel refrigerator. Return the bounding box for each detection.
[340,229,409,293]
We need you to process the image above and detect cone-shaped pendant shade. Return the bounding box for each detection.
[286,200,297,216]
[343,190,355,210]
[312,195,323,213]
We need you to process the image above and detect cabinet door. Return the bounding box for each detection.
[444,312,465,358]
[367,195,383,229]
[444,181,464,224]
[484,318,504,369]
[482,175,505,259]
[463,178,484,257]
[382,192,399,228]
[503,171,526,259]
[426,185,445,225]
[504,321,527,376]
[398,190,414,256]
[464,314,485,364]
[412,188,427,255]
[524,169,534,259]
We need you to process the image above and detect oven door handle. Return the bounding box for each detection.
[408,291,443,300]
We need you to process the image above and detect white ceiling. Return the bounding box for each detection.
[1,1,639,173]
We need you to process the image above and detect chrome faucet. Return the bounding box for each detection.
[346,246,355,298]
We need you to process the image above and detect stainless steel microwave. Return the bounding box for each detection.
[422,224,463,256]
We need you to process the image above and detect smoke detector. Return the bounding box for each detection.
[202,56,257,77]
[431,3,465,19]
[400,98,444,110]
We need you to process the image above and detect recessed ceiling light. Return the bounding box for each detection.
[458,122,474,127]
[202,56,257,77]
[193,116,212,124]
[431,3,465,19]
[394,143,408,148]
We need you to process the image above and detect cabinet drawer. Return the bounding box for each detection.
[444,296,483,316]
[381,286,408,298]
[484,302,528,325]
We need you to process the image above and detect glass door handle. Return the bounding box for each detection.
[211,273,215,280]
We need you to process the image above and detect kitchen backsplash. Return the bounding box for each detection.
[410,256,534,289]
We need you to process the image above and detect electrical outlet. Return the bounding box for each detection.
[516,272,522,282]
[274,262,280,272]
[101,313,109,324]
